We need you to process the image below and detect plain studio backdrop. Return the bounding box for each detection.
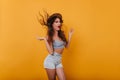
[0,0,120,80]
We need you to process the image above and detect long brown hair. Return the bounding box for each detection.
[38,11,68,46]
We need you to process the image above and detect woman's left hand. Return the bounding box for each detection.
[69,28,74,37]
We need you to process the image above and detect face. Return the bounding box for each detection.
[52,18,62,31]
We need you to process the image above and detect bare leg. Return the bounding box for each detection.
[45,68,56,80]
[56,67,66,80]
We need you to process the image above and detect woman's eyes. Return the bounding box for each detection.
[55,21,58,23]
[55,21,61,23]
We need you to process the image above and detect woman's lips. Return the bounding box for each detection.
[58,26,61,28]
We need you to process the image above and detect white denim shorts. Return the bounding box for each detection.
[44,52,63,69]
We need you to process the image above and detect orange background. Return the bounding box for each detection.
[0,0,120,80]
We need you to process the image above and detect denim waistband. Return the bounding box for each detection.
[52,52,62,56]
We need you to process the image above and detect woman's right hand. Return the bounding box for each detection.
[36,36,46,40]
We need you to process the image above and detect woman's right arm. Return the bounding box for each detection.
[36,36,53,54]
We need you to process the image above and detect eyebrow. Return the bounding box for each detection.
[55,20,60,22]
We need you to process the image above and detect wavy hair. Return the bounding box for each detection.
[37,11,68,47]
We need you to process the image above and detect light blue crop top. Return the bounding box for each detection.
[53,40,65,49]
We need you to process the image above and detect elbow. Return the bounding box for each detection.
[65,42,70,49]
[48,49,53,54]
[65,45,69,49]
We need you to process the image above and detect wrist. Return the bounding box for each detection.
[68,35,71,39]
[44,37,47,41]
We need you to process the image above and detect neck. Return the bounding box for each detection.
[54,30,58,36]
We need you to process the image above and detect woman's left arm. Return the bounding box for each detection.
[65,28,74,48]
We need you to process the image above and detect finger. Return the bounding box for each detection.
[70,28,74,32]
[71,28,74,31]
[36,35,40,38]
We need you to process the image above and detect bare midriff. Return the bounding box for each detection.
[54,48,64,54]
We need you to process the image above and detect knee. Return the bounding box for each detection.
[48,77,56,80]
[57,76,66,80]
[59,78,66,80]
[48,75,56,80]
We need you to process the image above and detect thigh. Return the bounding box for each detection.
[44,55,55,69]
[45,68,56,80]
[56,67,66,80]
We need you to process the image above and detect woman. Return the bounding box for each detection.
[36,12,74,80]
